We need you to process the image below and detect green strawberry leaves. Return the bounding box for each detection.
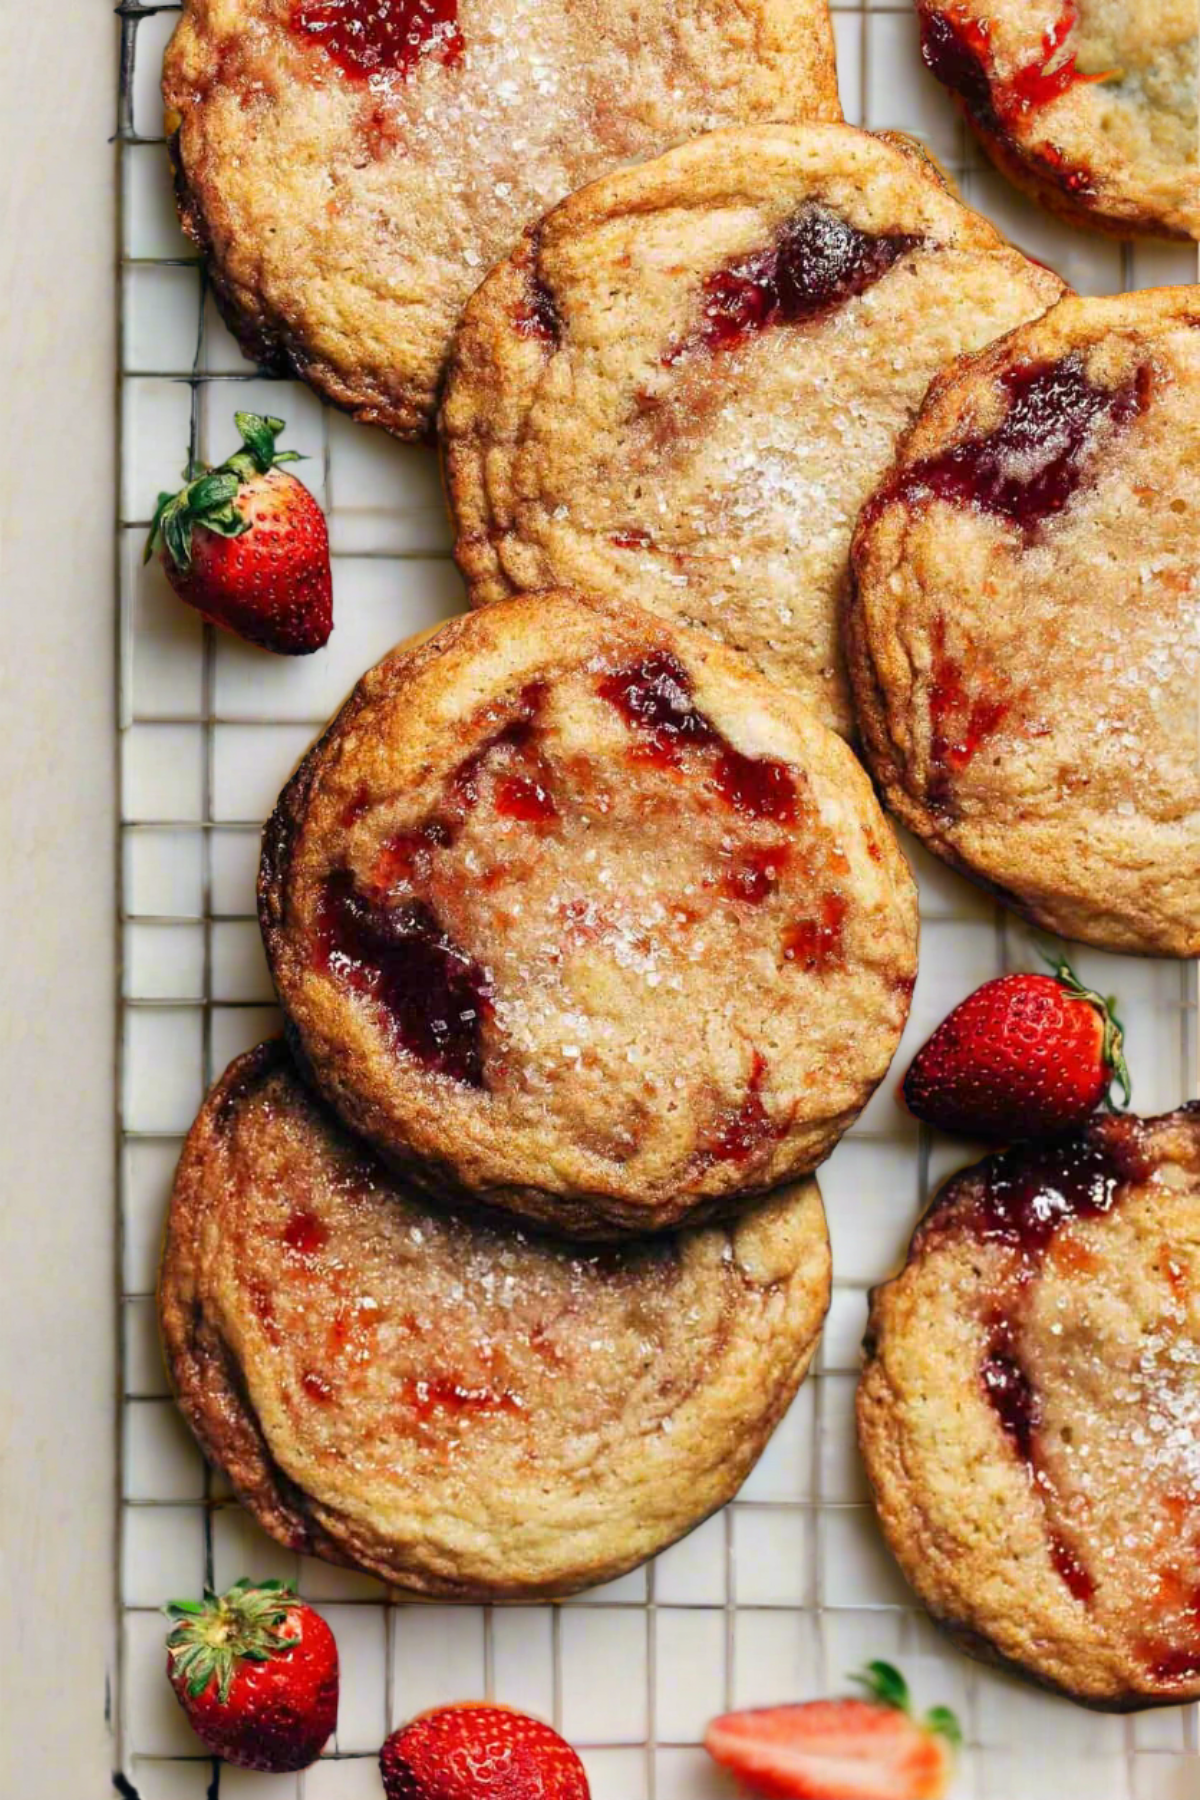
[227,411,303,480]
[852,1660,911,1712]
[164,1577,298,1706]
[923,1704,965,1749]
[849,1661,962,1751]
[234,411,288,473]
[144,412,304,574]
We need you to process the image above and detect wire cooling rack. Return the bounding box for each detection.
[113,4,1200,1795]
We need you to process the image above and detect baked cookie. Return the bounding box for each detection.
[859,1107,1200,1710]
[848,288,1200,959]
[162,0,842,442]
[161,1042,832,1600]
[918,0,1199,240]
[441,124,1065,737]
[259,592,918,1239]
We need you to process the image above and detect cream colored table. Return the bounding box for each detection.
[0,4,118,1792]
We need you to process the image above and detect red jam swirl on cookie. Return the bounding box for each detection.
[291,0,464,80]
[666,206,923,362]
[782,892,848,973]
[968,1126,1151,1606]
[919,1,1105,190]
[921,2,1094,124]
[515,278,560,344]
[926,616,1009,807]
[696,1051,789,1168]
[598,651,799,823]
[897,354,1152,533]
[315,684,554,1087]
[316,876,493,1086]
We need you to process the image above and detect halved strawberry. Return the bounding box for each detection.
[705,1663,959,1800]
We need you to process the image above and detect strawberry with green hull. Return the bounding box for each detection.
[706,1663,959,1800]
[164,1577,338,1772]
[903,957,1131,1141]
[146,412,333,655]
[380,1703,591,1799]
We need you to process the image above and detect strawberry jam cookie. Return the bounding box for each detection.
[848,288,1200,958]
[162,0,841,442]
[258,592,917,1238]
[161,1042,832,1599]
[918,1,1199,239]
[441,124,1064,736]
[859,1107,1200,1709]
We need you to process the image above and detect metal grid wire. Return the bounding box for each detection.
[113,4,1200,1794]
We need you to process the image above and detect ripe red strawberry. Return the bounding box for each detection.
[380,1703,590,1800]
[705,1663,959,1800]
[902,956,1131,1140]
[145,411,332,654]
[164,1577,338,1772]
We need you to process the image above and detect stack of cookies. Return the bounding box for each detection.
[162,587,915,1597]
[158,0,1200,1713]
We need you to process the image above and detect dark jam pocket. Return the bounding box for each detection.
[597,651,799,821]
[898,354,1151,533]
[666,205,923,362]
[920,2,1101,129]
[981,1328,1040,1463]
[981,1318,1096,1604]
[515,274,560,344]
[317,872,491,1086]
[315,686,556,1086]
[919,6,995,118]
[973,1131,1136,1256]
[291,0,464,79]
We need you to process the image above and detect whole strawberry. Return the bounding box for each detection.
[380,1704,590,1800]
[145,412,332,654]
[903,956,1131,1140]
[164,1577,338,1772]
[705,1662,959,1800]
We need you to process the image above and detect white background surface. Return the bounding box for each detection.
[4,1,1200,1794]
[0,2,119,1796]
